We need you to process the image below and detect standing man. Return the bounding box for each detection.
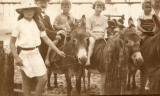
[35,0,57,60]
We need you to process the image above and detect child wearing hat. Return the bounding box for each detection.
[86,0,108,66]
[45,0,75,66]
[10,1,65,96]
[137,0,156,39]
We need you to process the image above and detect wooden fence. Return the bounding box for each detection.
[0,41,14,96]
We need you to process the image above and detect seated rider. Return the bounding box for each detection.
[86,0,108,66]
[137,0,156,39]
[45,0,75,66]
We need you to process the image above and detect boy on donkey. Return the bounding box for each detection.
[45,0,75,66]
[137,0,156,39]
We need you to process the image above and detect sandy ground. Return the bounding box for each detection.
[14,66,140,95]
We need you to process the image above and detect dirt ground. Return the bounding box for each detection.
[1,34,141,95]
[14,66,140,95]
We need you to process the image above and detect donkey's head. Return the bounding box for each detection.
[121,18,144,66]
[70,15,89,65]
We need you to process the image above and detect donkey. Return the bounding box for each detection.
[126,17,141,90]
[47,15,87,91]
[84,18,143,95]
[139,14,160,94]
[48,15,88,96]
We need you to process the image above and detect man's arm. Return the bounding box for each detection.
[44,15,57,39]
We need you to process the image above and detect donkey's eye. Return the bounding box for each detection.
[125,40,129,44]
[73,38,77,43]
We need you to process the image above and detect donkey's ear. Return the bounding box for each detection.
[82,15,86,19]
[75,19,78,23]
[152,14,160,26]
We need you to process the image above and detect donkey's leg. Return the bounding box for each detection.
[126,70,131,90]
[148,75,159,94]
[76,68,84,96]
[156,79,160,94]
[65,73,72,96]
[47,69,52,90]
[100,73,106,95]
[76,76,82,96]
[139,70,147,94]
[131,69,138,89]
[87,71,91,91]
[54,73,58,88]
[82,68,86,92]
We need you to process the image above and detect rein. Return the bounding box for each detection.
[50,31,78,69]
[50,54,78,69]
[143,64,160,75]
[50,63,78,69]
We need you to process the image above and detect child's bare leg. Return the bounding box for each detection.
[45,34,62,65]
[53,35,61,45]
[86,37,96,66]
[45,46,52,66]
[21,70,31,96]
[35,74,47,96]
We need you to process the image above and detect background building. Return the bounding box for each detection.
[0,0,142,34]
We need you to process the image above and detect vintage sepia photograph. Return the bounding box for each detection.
[0,0,160,96]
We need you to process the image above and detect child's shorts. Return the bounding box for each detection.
[18,48,47,78]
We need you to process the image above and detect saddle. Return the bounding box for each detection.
[49,34,74,69]
[91,39,107,66]
[49,35,65,68]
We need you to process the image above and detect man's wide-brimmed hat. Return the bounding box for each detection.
[16,0,41,15]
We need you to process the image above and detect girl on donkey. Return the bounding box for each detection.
[10,0,65,96]
[86,0,108,66]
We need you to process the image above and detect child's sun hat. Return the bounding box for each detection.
[16,0,41,15]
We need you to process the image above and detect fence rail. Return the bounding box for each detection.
[0,1,141,4]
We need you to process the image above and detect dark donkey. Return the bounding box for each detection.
[139,14,160,94]
[47,15,87,90]
[48,15,88,96]
[126,17,141,90]
[85,19,144,95]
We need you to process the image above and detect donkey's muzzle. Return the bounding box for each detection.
[78,56,87,65]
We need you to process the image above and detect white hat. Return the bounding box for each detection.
[16,0,41,15]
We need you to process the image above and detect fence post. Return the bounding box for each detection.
[104,42,128,95]
[0,41,14,96]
